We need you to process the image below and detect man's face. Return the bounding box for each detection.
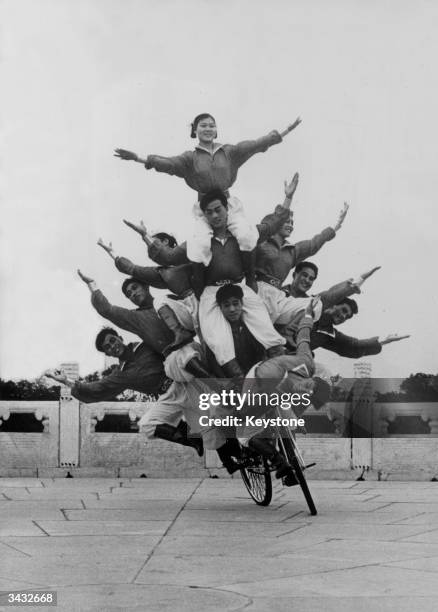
[278,218,294,239]
[203,199,228,231]
[292,266,317,294]
[219,297,243,323]
[327,303,353,326]
[101,333,126,358]
[124,282,150,307]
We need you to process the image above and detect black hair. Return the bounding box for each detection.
[152,232,177,248]
[311,376,331,410]
[121,278,153,309]
[338,297,359,315]
[293,261,319,279]
[199,189,228,212]
[190,113,216,138]
[95,327,120,352]
[216,284,244,305]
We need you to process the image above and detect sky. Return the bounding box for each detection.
[1,0,438,380]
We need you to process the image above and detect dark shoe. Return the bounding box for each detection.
[222,458,241,474]
[154,421,204,457]
[248,437,291,479]
[283,470,299,487]
[216,438,243,473]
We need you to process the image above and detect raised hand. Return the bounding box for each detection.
[97,238,115,259]
[77,269,94,284]
[280,117,302,138]
[114,148,139,161]
[380,334,410,346]
[123,219,148,238]
[284,172,299,199]
[333,202,349,232]
[360,266,381,281]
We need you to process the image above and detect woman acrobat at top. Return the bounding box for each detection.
[114,113,301,197]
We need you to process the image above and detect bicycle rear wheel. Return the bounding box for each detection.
[240,455,272,506]
[280,437,317,516]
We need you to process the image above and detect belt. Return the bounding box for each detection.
[256,273,282,289]
[166,289,195,301]
[208,276,244,287]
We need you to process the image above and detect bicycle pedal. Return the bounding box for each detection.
[304,462,316,469]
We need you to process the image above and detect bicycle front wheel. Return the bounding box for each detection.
[281,437,317,516]
[240,456,272,507]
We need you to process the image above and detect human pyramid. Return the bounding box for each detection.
[45,113,409,480]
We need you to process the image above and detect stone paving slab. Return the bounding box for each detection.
[36,520,172,536]
[0,478,437,611]
[244,596,438,612]
[0,520,47,537]
[64,507,181,521]
[135,553,357,587]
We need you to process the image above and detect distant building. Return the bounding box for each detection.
[59,362,79,397]
[353,361,372,379]
[60,362,79,381]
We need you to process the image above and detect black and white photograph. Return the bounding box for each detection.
[1,1,437,610]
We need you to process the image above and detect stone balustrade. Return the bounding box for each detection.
[0,399,437,479]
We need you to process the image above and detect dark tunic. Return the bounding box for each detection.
[71,343,169,403]
[91,290,173,354]
[256,227,336,285]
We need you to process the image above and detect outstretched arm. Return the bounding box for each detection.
[97,238,116,260]
[318,266,381,309]
[281,172,299,211]
[77,269,97,293]
[257,174,299,241]
[114,148,192,178]
[123,218,189,265]
[333,202,349,232]
[123,219,154,248]
[291,202,349,267]
[114,148,144,163]
[44,367,133,404]
[44,369,74,389]
[228,118,301,170]
[279,117,302,138]
[380,334,410,346]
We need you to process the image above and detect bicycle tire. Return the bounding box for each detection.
[240,456,272,506]
[281,437,317,516]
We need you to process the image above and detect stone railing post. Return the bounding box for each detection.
[59,372,80,468]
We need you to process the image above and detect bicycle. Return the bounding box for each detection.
[239,411,317,515]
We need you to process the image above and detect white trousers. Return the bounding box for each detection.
[257,281,322,324]
[187,196,259,265]
[139,343,226,450]
[155,293,199,334]
[199,280,285,366]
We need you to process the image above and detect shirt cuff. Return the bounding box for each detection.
[89,281,98,292]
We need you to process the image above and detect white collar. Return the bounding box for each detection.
[195,142,223,155]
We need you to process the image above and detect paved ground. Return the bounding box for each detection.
[0,477,437,611]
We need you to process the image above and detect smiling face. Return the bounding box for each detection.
[203,199,228,231]
[196,116,217,145]
[327,303,354,326]
[219,297,243,324]
[292,266,317,295]
[124,281,151,307]
[100,333,126,358]
[277,217,294,239]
